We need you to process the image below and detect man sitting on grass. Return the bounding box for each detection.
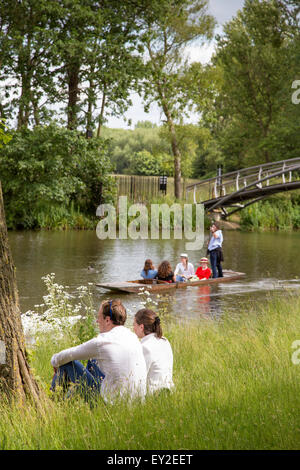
[50,299,147,402]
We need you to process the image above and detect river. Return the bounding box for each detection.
[7,229,300,321]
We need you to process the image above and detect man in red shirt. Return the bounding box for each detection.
[195,257,212,280]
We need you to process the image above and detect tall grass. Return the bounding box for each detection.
[1,293,300,449]
[239,194,300,231]
[34,201,97,230]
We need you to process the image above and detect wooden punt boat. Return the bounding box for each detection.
[95,270,245,294]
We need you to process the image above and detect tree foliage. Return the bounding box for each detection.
[102,122,208,178]
[0,0,155,132]
[0,119,11,148]
[189,0,300,173]
[0,124,115,229]
[140,0,215,197]
[102,124,172,175]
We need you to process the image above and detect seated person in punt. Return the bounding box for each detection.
[140,259,158,280]
[195,257,212,280]
[154,261,176,283]
[174,253,194,282]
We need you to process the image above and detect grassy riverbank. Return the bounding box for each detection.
[1,293,300,450]
[238,193,300,231]
[5,191,300,232]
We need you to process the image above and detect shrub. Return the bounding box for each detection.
[0,123,116,229]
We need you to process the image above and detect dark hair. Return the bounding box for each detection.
[135,308,163,339]
[212,221,220,230]
[102,299,126,326]
[157,260,173,279]
[144,259,154,275]
[180,256,188,269]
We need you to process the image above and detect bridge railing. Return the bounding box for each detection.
[186,158,300,204]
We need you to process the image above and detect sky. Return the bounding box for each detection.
[106,0,245,129]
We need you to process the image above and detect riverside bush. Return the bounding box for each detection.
[240,194,300,231]
[0,124,116,229]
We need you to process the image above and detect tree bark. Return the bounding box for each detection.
[17,73,31,130]
[86,79,94,136]
[67,62,80,130]
[97,88,106,138]
[0,182,40,403]
[162,104,182,200]
[154,71,182,200]
[168,119,182,200]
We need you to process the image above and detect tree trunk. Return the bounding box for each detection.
[17,74,31,130]
[0,182,40,403]
[67,62,80,130]
[170,127,182,200]
[32,98,40,127]
[165,111,182,200]
[158,79,182,200]
[86,81,94,136]
[96,89,106,138]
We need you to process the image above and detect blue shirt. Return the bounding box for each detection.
[208,230,223,251]
[140,269,158,280]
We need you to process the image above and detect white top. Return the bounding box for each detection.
[140,333,174,394]
[174,262,194,278]
[51,326,147,402]
[208,230,223,251]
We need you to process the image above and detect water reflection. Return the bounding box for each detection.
[7,230,300,320]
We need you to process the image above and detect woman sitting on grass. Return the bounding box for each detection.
[134,308,174,394]
[140,259,158,280]
[154,260,175,283]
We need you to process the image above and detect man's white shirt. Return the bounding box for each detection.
[51,326,147,402]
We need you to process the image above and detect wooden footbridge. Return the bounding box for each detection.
[186,158,300,218]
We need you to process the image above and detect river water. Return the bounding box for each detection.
[8,229,300,320]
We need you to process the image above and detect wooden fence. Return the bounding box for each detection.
[111,174,201,201]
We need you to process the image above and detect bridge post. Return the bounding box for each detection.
[236,172,240,191]
[216,165,222,197]
[258,167,262,188]
[214,179,218,198]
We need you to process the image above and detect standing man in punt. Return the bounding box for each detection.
[207,221,224,279]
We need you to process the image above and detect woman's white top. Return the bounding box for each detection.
[174,262,194,278]
[140,333,174,394]
[51,326,147,402]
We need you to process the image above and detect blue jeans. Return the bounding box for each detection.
[51,359,105,399]
[176,275,186,282]
[209,249,223,279]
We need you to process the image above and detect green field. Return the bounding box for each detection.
[0,293,299,450]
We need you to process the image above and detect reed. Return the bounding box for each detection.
[239,194,300,231]
[33,202,97,230]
